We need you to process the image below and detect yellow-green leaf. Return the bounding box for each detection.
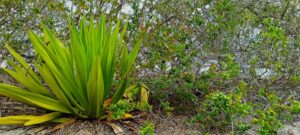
[25,112,62,126]
[0,115,36,125]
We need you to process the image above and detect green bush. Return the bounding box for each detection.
[109,99,135,120]
[289,100,300,114]
[160,101,174,116]
[195,92,233,128]
[109,84,152,120]
[140,121,155,135]
[192,91,251,132]
[252,108,282,135]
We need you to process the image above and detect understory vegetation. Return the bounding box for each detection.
[0,0,299,134]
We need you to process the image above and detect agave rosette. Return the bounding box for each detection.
[0,15,142,125]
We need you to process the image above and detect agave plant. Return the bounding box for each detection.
[0,15,142,125]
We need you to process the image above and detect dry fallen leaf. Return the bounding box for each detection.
[104,98,112,108]
[104,122,125,135]
[52,118,76,131]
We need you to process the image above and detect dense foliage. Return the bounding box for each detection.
[0,0,299,134]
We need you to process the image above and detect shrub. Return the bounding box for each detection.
[160,101,174,116]
[140,121,155,135]
[192,90,251,132]
[109,84,152,120]
[252,89,289,135]
[0,15,142,125]
[193,92,232,129]
[289,100,300,114]
[108,99,135,120]
[252,108,282,135]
